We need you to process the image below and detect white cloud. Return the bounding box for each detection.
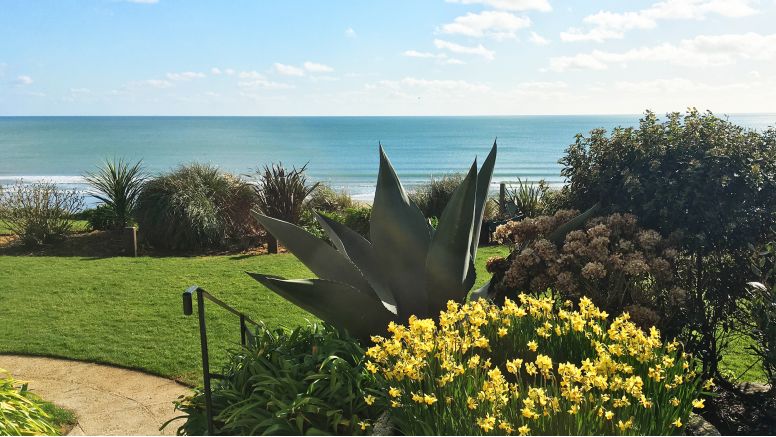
[446,58,466,65]
[403,50,448,59]
[238,71,293,89]
[445,0,551,12]
[345,27,357,38]
[434,39,495,60]
[210,67,222,75]
[273,63,305,76]
[377,77,490,95]
[303,61,334,73]
[224,68,235,76]
[561,0,759,42]
[15,75,33,86]
[165,71,206,81]
[440,11,531,39]
[550,32,776,71]
[529,31,550,45]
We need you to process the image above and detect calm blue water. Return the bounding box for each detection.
[1,115,774,201]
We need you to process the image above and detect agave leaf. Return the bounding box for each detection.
[464,140,497,291]
[425,160,478,311]
[370,145,431,318]
[252,212,373,294]
[546,202,601,245]
[470,140,498,258]
[468,279,492,301]
[314,212,398,314]
[247,274,396,340]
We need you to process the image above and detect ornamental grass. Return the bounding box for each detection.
[364,295,711,435]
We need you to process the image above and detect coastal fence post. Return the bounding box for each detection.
[125,226,137,257]
[499,182,506,216]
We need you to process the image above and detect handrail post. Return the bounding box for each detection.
[196,288,215,435]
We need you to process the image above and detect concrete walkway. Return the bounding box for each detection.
[0,355,192,436]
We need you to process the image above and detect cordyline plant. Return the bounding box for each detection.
[84,158,145,229]
[248,142,497,340]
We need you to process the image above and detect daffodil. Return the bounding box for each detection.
[363,395,375,406]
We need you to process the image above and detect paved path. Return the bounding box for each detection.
[0,355,191,436]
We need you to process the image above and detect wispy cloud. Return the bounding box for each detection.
[15,75,33,86]
[345,27,357,38]
[376,77,491,96]
[549,32,776,71]
[273,63,305,76]
[166,71,206,81]
[303,61,334,73]
[440,11,531,39]
[445,0,551,12]
[403,50,447,59]
[529,31,550,45]
[434,39,495,60]
[561,0,759,42]
[238,71,293,89]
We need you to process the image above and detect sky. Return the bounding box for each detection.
[1,0,775,116]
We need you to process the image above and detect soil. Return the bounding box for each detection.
[703,383,776,435]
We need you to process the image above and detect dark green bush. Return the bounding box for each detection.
[0,181,83,246]
[409,173,464,219]
[557,109,776,376]
[80,205,118,231]
[170,323,381,436]
[743,233,776,390]
[134,164,257,251]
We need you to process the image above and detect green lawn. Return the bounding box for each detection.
[0,246,507,385]
[0,245,764,385]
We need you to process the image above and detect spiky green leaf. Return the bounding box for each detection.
[252,212,373,294]
[547,202,600,245]
[425,160,478,311]
[314,212,397,314]
[370,145,431,318]
[247,274,395,340]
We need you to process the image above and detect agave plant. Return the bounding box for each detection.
[248,142,497,340]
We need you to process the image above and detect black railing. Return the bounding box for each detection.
[182,285,260,435]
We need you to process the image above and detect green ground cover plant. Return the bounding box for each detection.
[0,247,506,385]
[0,369,67,436]
[170,323,381,435]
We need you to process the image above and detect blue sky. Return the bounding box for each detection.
[1,0,774,115]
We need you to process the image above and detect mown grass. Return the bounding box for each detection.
[0,246,507,385]
[37,396,78,435]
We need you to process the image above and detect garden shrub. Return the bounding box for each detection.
[0,181,83,246]
[170,323,381,436]
[557,109,776,376]
[503,179,548,218]
[252,162,318,253]
[409,173,464,219]
[742,233,776,390]
[80,204,118,231]
[0,369,59,436]
[488,212,682,335]
[306,184,355,213]
[134,164,257,251]
[84,158,145,229]
[366,296,711,436]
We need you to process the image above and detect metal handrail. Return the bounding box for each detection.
[182,285,261,435]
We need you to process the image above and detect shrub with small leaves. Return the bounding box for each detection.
[489,212,682,334]
[0,180,83,246]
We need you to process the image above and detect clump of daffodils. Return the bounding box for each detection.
[366,295,710,435]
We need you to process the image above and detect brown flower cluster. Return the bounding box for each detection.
[492,212,683,333]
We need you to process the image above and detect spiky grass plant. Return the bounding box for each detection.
[84,158,145,229]
[134,163,256,251]
[507,178,544,218]
[252,163,319,253]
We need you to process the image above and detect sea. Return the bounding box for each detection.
[1,115,774,204]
